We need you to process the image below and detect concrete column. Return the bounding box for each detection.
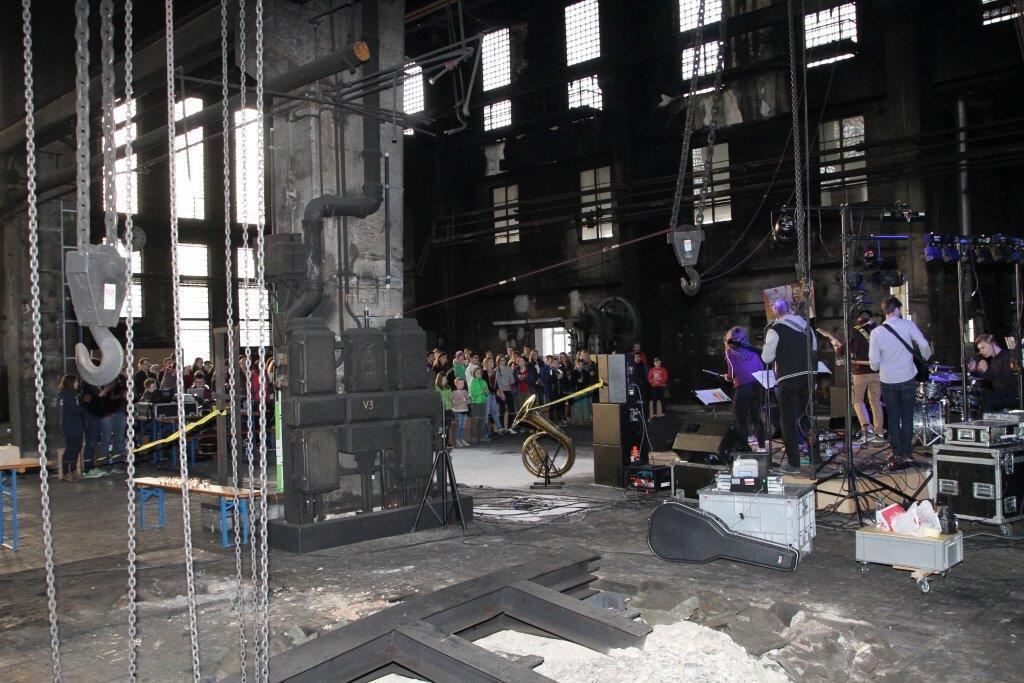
[2,197,66,451]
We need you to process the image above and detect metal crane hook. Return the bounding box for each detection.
[76,325,125,387]
[680,266,701,297]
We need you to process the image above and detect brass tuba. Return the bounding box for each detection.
[512,394,576,478]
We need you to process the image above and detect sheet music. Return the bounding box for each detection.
[752,370,777,389]
[694,388,732,405]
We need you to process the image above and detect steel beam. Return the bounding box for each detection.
[226,548,651,683]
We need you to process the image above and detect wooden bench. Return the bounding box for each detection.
[132,476,263,548]
[1,458,42,550]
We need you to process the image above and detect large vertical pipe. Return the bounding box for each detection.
[957,97,970,238]
[956,96,971,411]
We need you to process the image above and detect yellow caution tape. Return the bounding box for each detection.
[133,407,228,455]
[532,380,605,411]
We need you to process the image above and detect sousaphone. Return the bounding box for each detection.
[512,394,576,478]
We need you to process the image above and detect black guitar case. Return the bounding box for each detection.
[648,501,800,571]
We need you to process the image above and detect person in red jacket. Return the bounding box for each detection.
[647,357,669,418]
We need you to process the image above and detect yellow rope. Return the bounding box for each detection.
[133,407,228,454]
[532,380,604,411]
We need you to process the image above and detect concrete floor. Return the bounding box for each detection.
[1,424,1023,681]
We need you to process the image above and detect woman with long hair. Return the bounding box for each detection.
[724,326,766,451]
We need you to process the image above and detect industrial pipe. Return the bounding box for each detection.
[294,0,384,319]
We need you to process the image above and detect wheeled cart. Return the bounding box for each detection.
[854,526,963,593]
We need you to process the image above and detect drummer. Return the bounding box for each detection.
[968,334,1019,411]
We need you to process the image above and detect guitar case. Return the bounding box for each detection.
[648,501,800,571]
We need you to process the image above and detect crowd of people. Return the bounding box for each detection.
[429,342,669,447]
[57,355,273,480]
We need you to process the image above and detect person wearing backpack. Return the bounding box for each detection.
[869,295,932,461]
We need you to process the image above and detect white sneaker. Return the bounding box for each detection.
[508,428,518,435]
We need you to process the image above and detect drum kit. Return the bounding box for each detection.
[912,363,979,446]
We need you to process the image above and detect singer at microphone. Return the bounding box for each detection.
[723,326,766,452]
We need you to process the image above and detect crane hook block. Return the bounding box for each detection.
[66,245,128,385]
[66,244,128,328]
[680,266,701,297]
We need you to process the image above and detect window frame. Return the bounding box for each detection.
[692,142,732,224]
[579,166,614,241]
[492,184,520,246]
[564,0,602,67]
[818,115,868,206]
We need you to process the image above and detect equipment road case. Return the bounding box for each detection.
[932,443,1024,528]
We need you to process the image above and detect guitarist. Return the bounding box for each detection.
[850,309,885,443]
[761,299,818,474]
[869,296,932,461]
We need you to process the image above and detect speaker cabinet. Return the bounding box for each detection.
[596,354,627,404]
[594,443,628,487]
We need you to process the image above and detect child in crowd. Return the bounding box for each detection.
[468,367,492,442]
[58,375,85,481]
[139,377,162,403]
[451,377,470,447]
[647,357,669,419]
[189,372,213,402]
[452,351,468,386]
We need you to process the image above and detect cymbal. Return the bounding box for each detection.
[928,364,956,371]
[928,372,962,382]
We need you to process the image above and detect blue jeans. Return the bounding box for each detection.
[485,395,502,435]
[881,379,917,457]
[99,411,128,464]
[454,411,468,442]
[84,413,102,470]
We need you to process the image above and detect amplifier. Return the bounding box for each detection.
[626,464,672,492]
[932,443,1024,525]
[942,420,1020,447]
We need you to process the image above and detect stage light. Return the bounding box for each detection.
[881,201,926,223]
[772,212,796,245]
[942,237,963,263]
[871,269,906,287]
[862,242,881,269]
[991,234,1021,263]
[974,236,994,265]
[923,233,944,262]
[846,272,864,288]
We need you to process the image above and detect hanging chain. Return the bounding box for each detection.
[121,0,141,677]
[164,0,202,677]
[787,0,807,285]
[253,2,272,679]
[668,0,708,230]
[23,1,63,679]
[74,0,90,249]
[222,0,250,679]
[693,5,728,228]
[100,0,116,245]
[237,5,262,678]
